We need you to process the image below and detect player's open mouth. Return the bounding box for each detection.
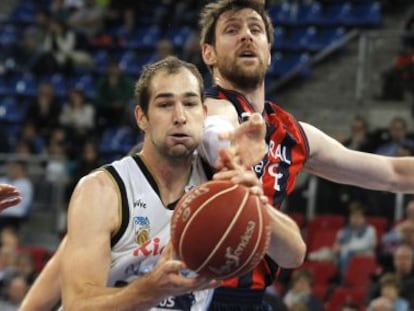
[239,50,257,58]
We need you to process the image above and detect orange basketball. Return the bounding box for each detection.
[170,180,270,280]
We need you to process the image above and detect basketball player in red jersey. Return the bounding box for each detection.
[0,184,21,211]
[199,0,414,310]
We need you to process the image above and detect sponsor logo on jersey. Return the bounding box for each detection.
[133,198,147,209]
[133,237,164,257]
[133,216,151,245]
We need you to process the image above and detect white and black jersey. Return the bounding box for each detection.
[103,154,214,311]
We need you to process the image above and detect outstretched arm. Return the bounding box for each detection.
[0,184,21,211]
[302,122,414,192]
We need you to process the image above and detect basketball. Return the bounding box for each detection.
[170,180,271,280]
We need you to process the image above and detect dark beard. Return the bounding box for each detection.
[219,60,267,91]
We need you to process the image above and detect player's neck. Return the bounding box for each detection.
[215,77,265,113]
[139,150,193,205]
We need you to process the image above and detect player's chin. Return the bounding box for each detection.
[168,145,196,158]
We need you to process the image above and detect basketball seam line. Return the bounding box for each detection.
[193,188,249,274]
[178,184,240,263]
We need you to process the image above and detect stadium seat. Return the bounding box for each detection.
[118,51,141,75]
[11,73,38,97]
[70,74,96,99]
[287,212,306,229]
[342,2,381,27]
[311,2,352,26]
[366,216,388,246]
[280,27,316,52]
[0,76,11,96]
[8,3,36,24]
[325,287,366,311]
[307,228,338,253]
[313,284,329,302]
[92,50,109,74]
[99,126,137,160]
[166,27,192,50]
[307,214,345,245]
[343,255,379,287]
[43,73,68,98]
[268,53,311,79]
[273,26,286,50]
[307,27,346,53]
[19,245,53,274]
[0,24,19,47]
[268,2,291,25]
[301,260,339,286]
[124,26,160,50]
[0,96,28,123]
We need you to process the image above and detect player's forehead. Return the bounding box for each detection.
[149,69,201,100]
[216,8,264,28]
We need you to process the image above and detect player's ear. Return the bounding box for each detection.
[135,105,147,132]
[201,44,216,67]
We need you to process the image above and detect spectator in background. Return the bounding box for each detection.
[59,87,95,146]
[375,273,409,311]
[0,162,33,229]
[0,245,18,292]
[377,46,414,102]
[0,227,20,251]
[369,244,414,308]
[67,0,106,39]
[0,275,30,311]
[38,17,92,75]
[95,59,134,129]
[15,122,46,155]
[8,10,50,75]
[283,269,324,311]
[375,117,414,157]
[342,115,374,153]
[332,202,377,274]
[14,252,37,286]
[45,133,69,184]
[66,141,101,200]
[149,39,175,63]
[50,0,73,22]
[382,199,414,255]
[367,297,393,311]
[183,29,211,86]
[25,82,61,140]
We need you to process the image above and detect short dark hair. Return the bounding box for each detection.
[134,56,204,114]
[199,0,274,46]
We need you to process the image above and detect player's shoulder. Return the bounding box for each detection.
[76,169,116,194]
[204,97,237,117]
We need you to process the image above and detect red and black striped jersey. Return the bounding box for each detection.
[205,85,309,289]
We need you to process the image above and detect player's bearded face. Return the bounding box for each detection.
[212,8,270,90]
[216,45,268,90]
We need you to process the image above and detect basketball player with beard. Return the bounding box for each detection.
[199,0,414,310]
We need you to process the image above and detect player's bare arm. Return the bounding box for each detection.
[302,122,414,192]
